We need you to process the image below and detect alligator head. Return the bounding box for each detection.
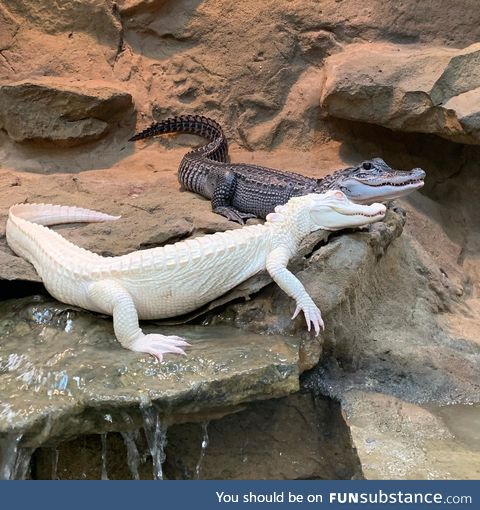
[271,190,386,232]
[307,190,386,230]
[326,158,426,204]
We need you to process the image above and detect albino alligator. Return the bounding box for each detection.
[6,192,385,360]
[129,115,425,223]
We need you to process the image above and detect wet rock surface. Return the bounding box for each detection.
[0,296,303,447]
[31,394,362,480]
[163,394,360,480]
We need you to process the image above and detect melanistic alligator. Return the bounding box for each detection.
[129,115,425,224]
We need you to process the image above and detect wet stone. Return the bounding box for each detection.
[0,296,301,448]
[31,394,362,480]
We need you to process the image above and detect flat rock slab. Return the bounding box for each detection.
[0,79,133,146]
[321,42,480,145]
[0,296,301,447]
[342,390,480,480]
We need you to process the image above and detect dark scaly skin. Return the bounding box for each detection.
[129,115,229,163]
[129,115,425,223]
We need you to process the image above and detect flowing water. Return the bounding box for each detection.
[0,296,298,457]
[121,431,141,480]
[2,297,479,480]
[0,434,34,480]
[51,447,59,480]
[195,421,210,480]
[0,434,22,480]
[141,407,168,480]
[100,433,109,480]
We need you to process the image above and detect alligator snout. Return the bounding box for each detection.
[412,168,426,180]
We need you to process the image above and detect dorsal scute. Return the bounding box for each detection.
[196,235,215,256]
[183,238,202,261]
[163,244,177,269]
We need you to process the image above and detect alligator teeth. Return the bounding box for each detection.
[368,179,423,187]
[343,211,384,217]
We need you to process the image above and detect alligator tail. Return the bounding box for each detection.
[129,115,225,142]
[129,115,229,163]
[8,203,120,226]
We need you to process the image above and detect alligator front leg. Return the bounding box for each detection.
[266,247,324,334]
[87,280,189,361]
[212,170,257,224]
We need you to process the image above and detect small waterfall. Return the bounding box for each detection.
[0,434,21,480]
[141,407,168,480]
[195,421,210,480]
[100,433,109,480]
[121,431,141,480]
[14,447,34,480]
[51,447,59,480]
[0,434,34,480]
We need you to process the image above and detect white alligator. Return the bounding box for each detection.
[6,191,386,360]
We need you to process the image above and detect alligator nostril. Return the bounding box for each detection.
[362,162,372,170]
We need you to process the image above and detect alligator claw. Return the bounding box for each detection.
[131,334,190,362]
[214,206,257,224]
[292,301,324,336]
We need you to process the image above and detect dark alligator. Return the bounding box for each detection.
[129,115,425,223]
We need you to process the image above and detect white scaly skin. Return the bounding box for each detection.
[6,191,386,361]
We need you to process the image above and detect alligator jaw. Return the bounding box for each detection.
[347,181,424,203]
[366,178,425,187]
[341,209,386,218]
[340,175,425,203]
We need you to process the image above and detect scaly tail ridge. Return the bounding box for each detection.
[8,203,121,226]
[129,115,224,142]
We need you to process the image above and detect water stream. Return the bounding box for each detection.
[0,434,22,480]
[1,297,479,480]
[0,434,34,480]
[51,447,59,480]
[195,421,210,480]
[121,431,141,480]
[15,447,34,480]
[141,407,168,480]
[100,433,109,480]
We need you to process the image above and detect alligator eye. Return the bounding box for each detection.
[362,162,372,170]
[334,191,345,200]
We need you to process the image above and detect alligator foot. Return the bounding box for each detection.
[213,206,257,224]
[131,333,190,362]
[292,300,324,335]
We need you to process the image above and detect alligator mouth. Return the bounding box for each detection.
[341,210,385,218]
[364,178,424,187]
